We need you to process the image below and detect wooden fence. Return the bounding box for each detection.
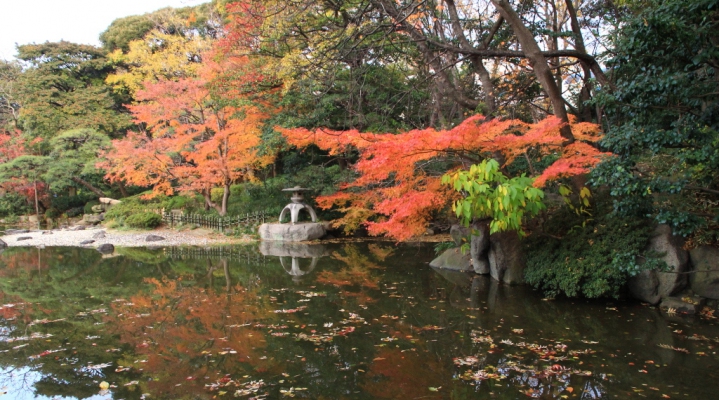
[161,210,268,232]
[164,246,267,265]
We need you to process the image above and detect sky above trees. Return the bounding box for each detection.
[0,0,205,60]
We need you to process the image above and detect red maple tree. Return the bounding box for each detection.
[101,56,274,215]
[279,115,610,240]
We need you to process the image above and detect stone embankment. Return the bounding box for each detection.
[430,223,719,313]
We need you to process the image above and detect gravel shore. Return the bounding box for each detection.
[0,226,248,248]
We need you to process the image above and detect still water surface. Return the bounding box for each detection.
[0,243,718,399]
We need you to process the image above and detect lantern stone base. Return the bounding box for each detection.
[258,222,326,242]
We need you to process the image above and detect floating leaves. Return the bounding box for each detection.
[5,332,53,343]
[206,376,266,397]
[658,344,690,354]
[453,356,479,366]
[280,387,307,397]
[274,306,307,314]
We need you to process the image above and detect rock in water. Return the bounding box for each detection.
[488,231,526,285]
[146,235,165,242]
[628,224,690,304]
[690,246,719,300]
[97,243,115,254]
[17,236,32,241]
[429,248,473,272]
[42,231,53,235]
[659,296,705,314]
[0,238,6,249]
[80,240,95,245]
[92,231,106,239]
[470,220,491,275]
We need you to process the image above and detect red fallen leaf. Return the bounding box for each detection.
[566,387,574,393]
[628,362,635,366]
[338,326,355,336]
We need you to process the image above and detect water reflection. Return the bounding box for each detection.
[0,244,717,399]
[259,242,329,282]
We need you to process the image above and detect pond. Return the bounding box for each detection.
[0,242,718,399]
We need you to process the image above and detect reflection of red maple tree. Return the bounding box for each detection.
[280,116,610,240]
[361,348,446,399]
[107,276,278,396]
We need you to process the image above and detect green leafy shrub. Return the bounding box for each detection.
[442,159,545,235]
[524,194,666,299]
[45,208,62,219]
[124,212,162,229]
[50,193,94,213]
[0,193,31,217]
[66,207,84,218]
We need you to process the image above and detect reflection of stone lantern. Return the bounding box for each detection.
[280,257,318,283]
[279,186,317,224]
[259,242,329,283]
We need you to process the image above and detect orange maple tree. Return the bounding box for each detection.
[101,55,274,215]
[279,115,610,240]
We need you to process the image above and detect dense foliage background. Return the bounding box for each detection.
[1,0,717,297]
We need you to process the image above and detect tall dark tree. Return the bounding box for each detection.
[15,41,131,149]
[591,0,719,238]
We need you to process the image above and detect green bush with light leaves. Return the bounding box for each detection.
[441,159,545,235]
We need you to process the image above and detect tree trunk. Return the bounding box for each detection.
[565,0,595,122]
[490,0,574,143]
[33,180,41,229]
[71,176,106,198]
[445,0,499,114]
[202,185,229,216]
[117,181,129,198]
[220,184,230,216]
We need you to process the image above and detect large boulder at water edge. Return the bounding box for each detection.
[470,220,491,274]
[97,243,115,254]
[429,248,473,272]
[488,231,526,285]
[0,238,6,249]
[690,246,719,299]
[258,222,325,242]
[449,223,491,274]
[628,225,690,304]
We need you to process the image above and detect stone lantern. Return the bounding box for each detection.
[257,186,326,241]
[279,186,318,224]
